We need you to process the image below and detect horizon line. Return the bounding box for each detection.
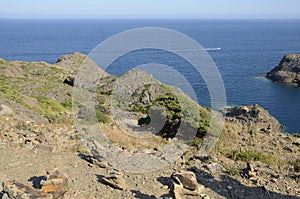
[1,16,300,20]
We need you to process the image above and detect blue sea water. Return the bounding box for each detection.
[1,19,300,133]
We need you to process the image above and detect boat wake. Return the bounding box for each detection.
[205,47,221,51]
[171,48,221,52]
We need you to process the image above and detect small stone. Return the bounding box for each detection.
[292,138,300,146]
[1,193,10,199]
[271,178,278,183]
[206,163,224,174]
[0,104,13,116]
[84,156,107,168]
[171,171,198,190]
[195,155,212,163]
[66,191,86,199]
[101,172,127,190]
[171,181,185,199]
[283,145,293,152]
[161,185,169,190]
[227,186,232,190]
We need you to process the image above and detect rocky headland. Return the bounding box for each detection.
[266,54,300,86]
[0,53,300,199]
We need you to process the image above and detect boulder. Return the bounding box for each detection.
[63,76,75,87]
[171,171,198,191]
[266,54,300,86]
[170,171,206,198]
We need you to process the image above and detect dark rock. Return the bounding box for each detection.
[195,155,212,163]
[266,54,300,86]
[292,138,300,146]
[63,76,75,87]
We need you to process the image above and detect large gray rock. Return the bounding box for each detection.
[266,54,300,86]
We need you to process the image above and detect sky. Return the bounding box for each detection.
[1,0,300,19]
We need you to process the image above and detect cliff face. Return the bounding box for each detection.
[266,54,300,86]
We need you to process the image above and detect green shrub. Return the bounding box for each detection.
[95,110,111,123]
[185,161,194,166]
[30,95,71,123]
[226,150,286,165]
[191,137,203,148]
[227,167,240,176]
[62,98,73,110]
[0,77,23,103]
[226,150,261,161]
[31,95,65,112]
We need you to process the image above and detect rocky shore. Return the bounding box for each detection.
[266,54,300,86]
[0,53,299,199]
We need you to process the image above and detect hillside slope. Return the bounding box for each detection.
[0,53,299,199]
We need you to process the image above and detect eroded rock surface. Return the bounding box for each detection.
[266,54,300,86]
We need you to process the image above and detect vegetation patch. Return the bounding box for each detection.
[95,110,111,124]
[31,95,71,123]
[191,137,203,148]
[225,150,286,166]
[0,76,23,103]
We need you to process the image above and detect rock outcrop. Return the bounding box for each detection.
[1,170,68,199]
[170,171,206,198]
[222,104,283,132]
[266,54,300,86]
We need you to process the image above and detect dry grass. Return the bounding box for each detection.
[100,124,167,151]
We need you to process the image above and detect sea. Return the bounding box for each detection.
[1,18,300,133]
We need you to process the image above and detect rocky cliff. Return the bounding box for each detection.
[266,54,300,86]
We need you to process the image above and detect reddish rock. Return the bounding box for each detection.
[171,171,198,191]
[2,180,52,199]
[41,169,69,199]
